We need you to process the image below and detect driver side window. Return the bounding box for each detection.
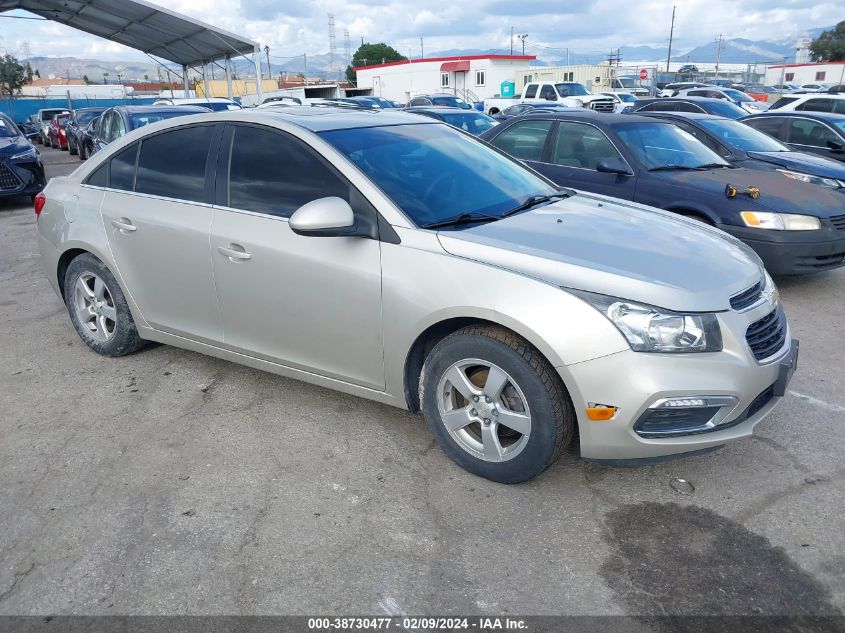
[552,122,622,170]
[539,85,557,101]
[490,120,552,161]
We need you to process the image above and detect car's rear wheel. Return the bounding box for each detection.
[68,138,77,155]
[420,325,574,483]
[79,143,87,160]
[63,254,145,357]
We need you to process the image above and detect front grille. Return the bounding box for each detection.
[730,280,763,311]
[0,162,22,191]
[830,214,845,231]
[745,306,787,361]
[589,99,615,113]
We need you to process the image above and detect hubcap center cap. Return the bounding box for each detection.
[476,401,495,418]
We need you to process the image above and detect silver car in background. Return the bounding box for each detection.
[34,108,798,483]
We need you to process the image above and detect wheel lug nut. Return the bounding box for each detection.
[472,395,479,402]
[484,418,491,424]
[492,409,498,416]
[485,397,491,403]
[470,409,477,416]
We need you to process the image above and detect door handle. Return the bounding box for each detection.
[111,218,136,233]
[217,244,252,262]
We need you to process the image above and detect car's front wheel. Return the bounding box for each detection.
[63,254,145,357]
[421,325,574,483]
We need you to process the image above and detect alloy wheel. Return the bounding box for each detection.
[436,358,532,462]
[72,272,117,341]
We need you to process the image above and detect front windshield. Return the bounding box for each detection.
[438,112,498,135]
[432,96,471,110]
[41,110,65,121]
[320,123,556,227]
[618,93,637,102]
[618,78,637,88]
[0,117,20,138]
[615,121,730,169]
[129,111,201,129]
[697,118,788,152]
[556,83,590,97]
[723,89,753,103]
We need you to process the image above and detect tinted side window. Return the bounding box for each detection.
[110,113,126,140]
[226,125,349,218]
[109,144,138,191]
[797,99,834,113]
[642,102,676,112]
[676,102,704,112]
[490,120,552,161]
[834,101,845,115]
[552,122,622,169]
[136,126,213,202]
[98,112,111,139]
[787,120,838,147]
[539,85,557,101]
[745,117,785,139]
[687,90,708,97]
[768,97,798,110]
[86,163,108,187]
[524,84,538,99]
[675,122,725,155]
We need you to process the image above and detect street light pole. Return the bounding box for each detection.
[666,5,676,73]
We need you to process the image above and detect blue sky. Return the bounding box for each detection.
[0,0,840,61]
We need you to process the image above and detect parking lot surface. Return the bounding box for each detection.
[1,148,843,617]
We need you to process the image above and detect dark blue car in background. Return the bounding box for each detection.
[90,105,210,156]
[0,113,45,200]
[628,97,748,119]
[638,111,845,191]
[480,112,845,274]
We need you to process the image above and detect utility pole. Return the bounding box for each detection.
[518,34,528,56]
[714,34,723,79]
[510,26,514,56]
[303,53,307,85]
[420,37,424,59]
[264,45,270,80]
[778,57,786,96]
[665,5,675,72]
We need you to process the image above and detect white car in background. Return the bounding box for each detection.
[798,83,831,93]
[675,87,769,113]
[599,92,639,113]
[153,97,241,111]
[765,93,845,114]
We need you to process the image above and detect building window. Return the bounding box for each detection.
[475,70,486,86]
[440,72,449,88]
[815,71,826,81]
[523,74,533,85]
[564,72,574,81]
[785,72,794,81]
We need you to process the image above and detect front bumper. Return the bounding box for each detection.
[718,223,845,274]
[0,157,46,197]
[562,304,796,461]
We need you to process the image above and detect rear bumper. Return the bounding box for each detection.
[718,223,845,274]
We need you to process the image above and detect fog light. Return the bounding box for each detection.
[634,396,738,437]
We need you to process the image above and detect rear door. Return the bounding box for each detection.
[100,124,224,342]
[783,117,845,161]
[209,123,385,389]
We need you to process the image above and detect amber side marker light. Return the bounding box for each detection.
[586,406,618,421]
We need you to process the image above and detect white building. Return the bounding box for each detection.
[765,61,845,87]
[354,54,536,103]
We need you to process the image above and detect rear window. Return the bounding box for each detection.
[129,110,202,129]
[768,97,799,110]
[135,126,213,202]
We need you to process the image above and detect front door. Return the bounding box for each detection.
[534,121,636,199]
[100,124,224,343]
[209,124,385,390]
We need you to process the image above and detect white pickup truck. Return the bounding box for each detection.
[483,82,616,116]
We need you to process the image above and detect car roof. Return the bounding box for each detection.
[744,111,845,122]
[637,111,728,121]
[112,105,211,114]
[511,111,657,125]
[406,106,479,113]
[238,106,438,132]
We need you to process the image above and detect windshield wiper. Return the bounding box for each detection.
[694,162,733,169]
[422,212,501,229]
[501,191,574,218]
[648,164,695,172]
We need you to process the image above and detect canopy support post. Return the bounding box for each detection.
[182,65,189,97]
[253,45,264,103]
[225,56,234,100]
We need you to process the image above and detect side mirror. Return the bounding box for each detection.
[827,140,844,152]
[289,196,358,237]
[596,157,633,175]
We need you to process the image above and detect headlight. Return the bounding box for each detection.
[740,211,821,230]
[569,290,723,353]
[777,169,844,189]
[10,147,38,161]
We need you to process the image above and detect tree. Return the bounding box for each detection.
[346,43,407,82]
[82,74,91,85]
[810,21,845,62]
[0,54,34,97]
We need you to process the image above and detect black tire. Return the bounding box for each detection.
[68,138,77,155]
[79,144,87,160]
[420,325,574,483]
[63,253,145,357]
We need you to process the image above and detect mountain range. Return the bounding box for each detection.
[22,26,832,82]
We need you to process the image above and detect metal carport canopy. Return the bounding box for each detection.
[0,0,264,99]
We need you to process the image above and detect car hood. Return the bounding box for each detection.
[437,192,764,313]
[0,136,30,153]
[746,150,845,179]
[650,166,845,218]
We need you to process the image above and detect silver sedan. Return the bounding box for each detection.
[34,108,797,483]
